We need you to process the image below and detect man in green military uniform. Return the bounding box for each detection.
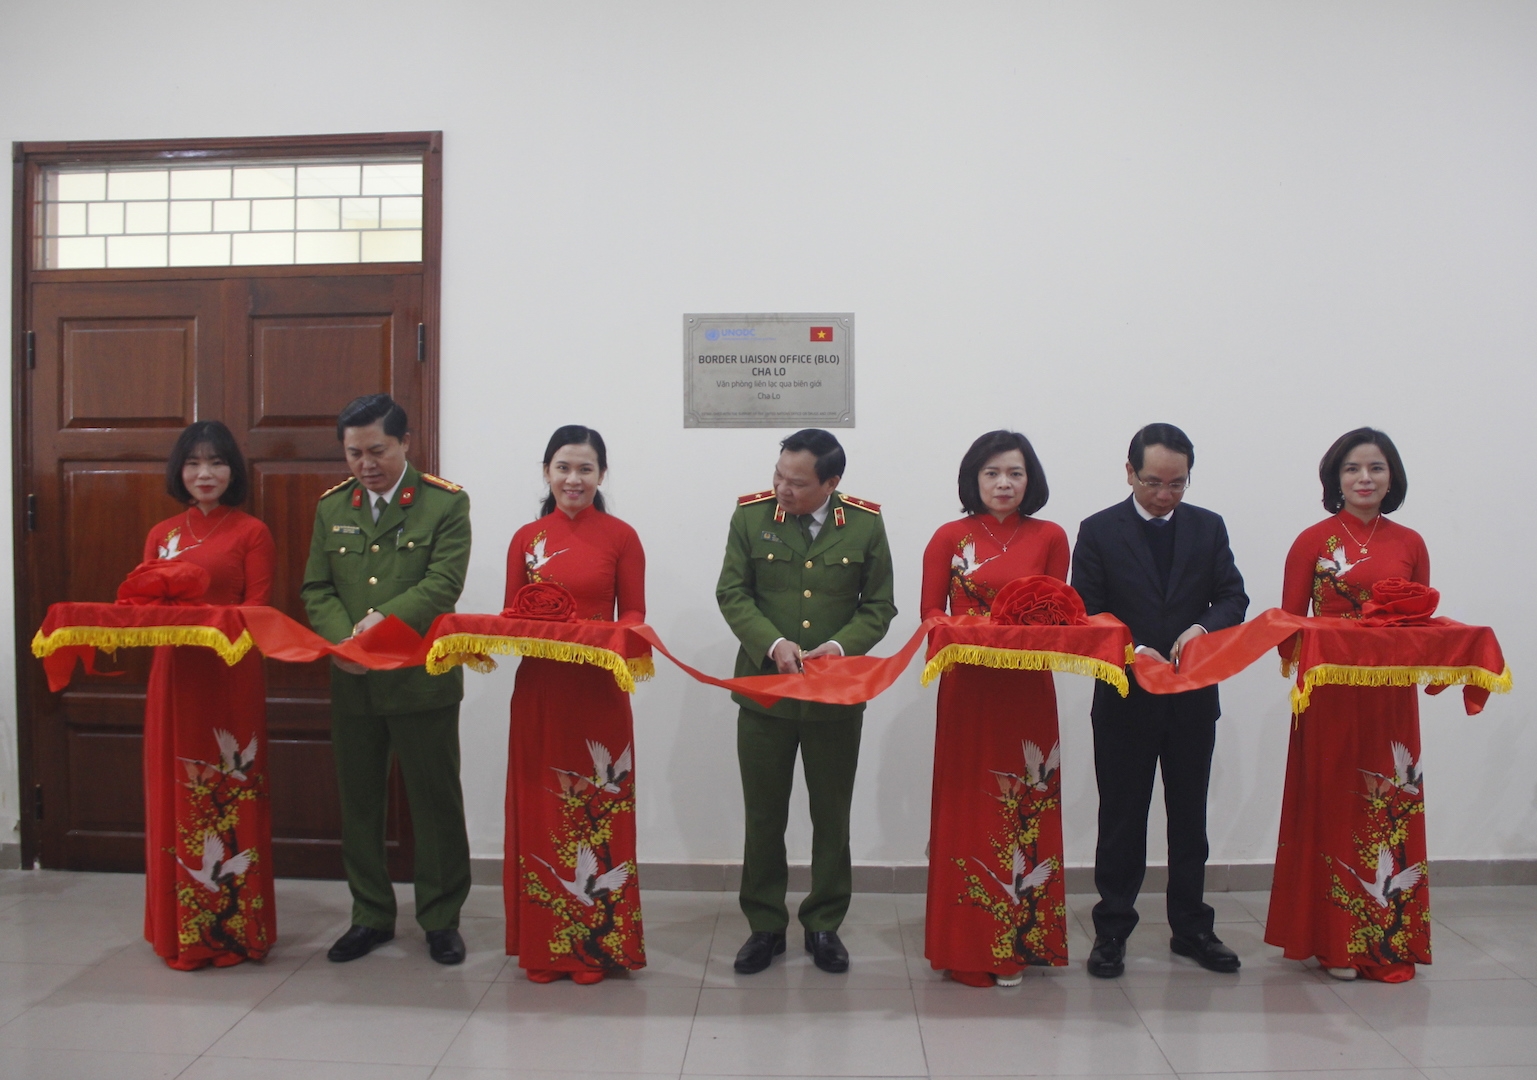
[302,393,473,965]
[716,428,896,975]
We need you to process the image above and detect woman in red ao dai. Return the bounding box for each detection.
[919,431,1071,987]
[503,426,647,984]
[1267,429,1431,983]
[141,421,277,969]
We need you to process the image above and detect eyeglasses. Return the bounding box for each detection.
[1134,475,1190,494]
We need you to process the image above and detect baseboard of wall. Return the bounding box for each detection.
[468,857,1537,892]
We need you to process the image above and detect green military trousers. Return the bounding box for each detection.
[331,703,472,932]
[737,706,863,933]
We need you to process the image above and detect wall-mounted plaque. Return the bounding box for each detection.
[684,313,854,428]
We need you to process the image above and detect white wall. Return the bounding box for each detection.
[3,0,1535,871]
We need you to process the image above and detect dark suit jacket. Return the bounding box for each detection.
[1071,496,1248,723]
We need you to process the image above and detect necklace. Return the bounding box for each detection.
[183,506,230,548]
[978,514,1025,552]
[1336,511,1381,555]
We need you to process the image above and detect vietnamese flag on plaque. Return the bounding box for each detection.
[810,326,834,342]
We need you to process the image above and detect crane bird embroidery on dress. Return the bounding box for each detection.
[1317,547,1368,579]
[525,536,568,574]
[157,530,184,560]
[951,542,996,579]
[586,739,632,794]
[973,846,1054,905]
[213,728,258,781]
[1341,845,1423,909]
[1360,741,1423,797]
[532,844,630,906]
[989,740,1060,797]
[178,831,253,894]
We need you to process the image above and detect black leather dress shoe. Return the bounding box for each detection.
[1170,930,1240,973]
[733,930,787,974]
[1087,934,1126,978]
[805,929,850,973]
[426,928,466,965]
[327,924,394,963]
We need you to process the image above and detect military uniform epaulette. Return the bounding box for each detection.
[838,494,881,515]
[737,489,776,506]
[420,472,463,493]
[319,478,355,500]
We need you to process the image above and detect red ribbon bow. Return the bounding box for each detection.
[501,582,578,622]
[1359,578,1441,627]
[116,560,210,606]
[988,575,1089,626]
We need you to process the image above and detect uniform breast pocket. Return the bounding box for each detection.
[752,546,793,591]
[392,535,432,580]
[325,537,364,583]
[823,550,864,596]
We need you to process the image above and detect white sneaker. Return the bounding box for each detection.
[1325,966,1359,981]
[994,971,1023,987]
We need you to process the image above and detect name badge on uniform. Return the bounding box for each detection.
[761,531,782,543]
[332,524,362,534]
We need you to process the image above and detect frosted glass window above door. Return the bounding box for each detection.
[39,158,424,269]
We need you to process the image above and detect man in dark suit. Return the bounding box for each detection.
[1070,423,1248,978]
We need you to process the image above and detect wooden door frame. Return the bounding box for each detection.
[10,131,443,869]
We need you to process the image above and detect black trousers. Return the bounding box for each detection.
[1091,691,1217,941]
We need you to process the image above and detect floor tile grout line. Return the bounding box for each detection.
[1114,978,1181,1078]
[425,973,497,1073]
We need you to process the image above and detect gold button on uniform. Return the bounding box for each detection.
[802,620,811,628]
[805,560,813,569]
[368,576,378,585]
[367,608,374,614]
[338,546,346,554]
[371,544,380,552]
[407,541,415,549]
[803,589,812,598]
[766,553,774,561]
[842,557,849,564]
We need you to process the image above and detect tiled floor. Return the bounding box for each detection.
[1,872,1535,1078]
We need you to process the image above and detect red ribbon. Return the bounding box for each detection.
[1131,607,1507,715]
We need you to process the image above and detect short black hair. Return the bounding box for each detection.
[165,420,248,506]
[779,428,845,483]
[1128,422,1195,473]
[541,424,609,516]
[957,430,1049,518]
[1319,427,1407,514]
[336,393,408,441]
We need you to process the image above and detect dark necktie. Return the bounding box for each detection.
[1148,516,1169,528]
[799,514,815,545]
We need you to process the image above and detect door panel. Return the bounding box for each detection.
[25,271,425,879]
[251,316,393,429]
[61,319,197,429]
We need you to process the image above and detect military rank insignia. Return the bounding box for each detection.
[400,487,415,507]
[773,505,786,523]
[833,506,846,528]
[351,488,363,509]
[420,472,463,492]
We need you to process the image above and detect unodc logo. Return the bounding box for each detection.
[705,328,720,341]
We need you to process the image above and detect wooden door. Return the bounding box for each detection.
[22,269,427,877]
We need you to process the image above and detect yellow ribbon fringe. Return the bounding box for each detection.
[30,625,252,667]
[1291,663,1513,714]
[424,633,653,693]
[921,643,1130,697]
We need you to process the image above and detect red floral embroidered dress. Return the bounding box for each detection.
[1266,514,1433,979]
[142,506,277,969]
[919,515,1072,977]
[504,505,647,972]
